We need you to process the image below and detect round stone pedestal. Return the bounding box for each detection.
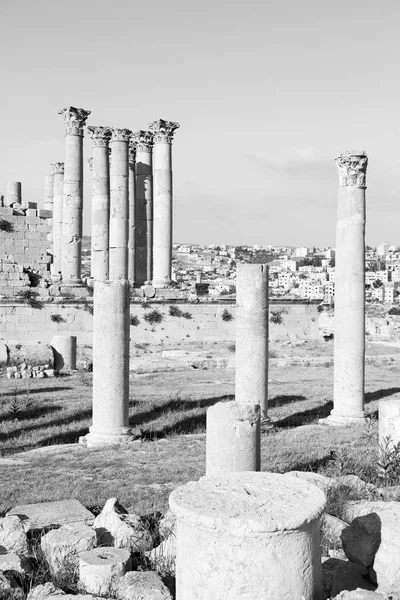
[79,547,131,595]
[51,335,77,371]
[169,472,326,600]
[379,397,400,452]
[206,401,260,475]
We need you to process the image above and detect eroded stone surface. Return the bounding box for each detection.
[41,522,97,575]
[93,498,153,553]
[79,546,131,596]
[116,571,172,600]
[8,500,94,531]
[0,515,28,555]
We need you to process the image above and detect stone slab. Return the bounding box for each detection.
[7,499,94,531]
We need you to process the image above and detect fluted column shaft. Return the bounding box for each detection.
[51,163,64,277]
[128,140,136,282]
[88,126,112,282]
[6,182,22,207]
[44,174,54,210]
[328,150,367,425]
[109,129,131,280]
[149,119,179,288]
[132,131,153,286]
[58,106,91,284]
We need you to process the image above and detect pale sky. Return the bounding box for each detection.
[1,0,399,247]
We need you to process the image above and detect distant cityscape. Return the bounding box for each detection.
[82,239,398,305]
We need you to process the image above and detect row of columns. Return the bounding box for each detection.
[52,107,179,288]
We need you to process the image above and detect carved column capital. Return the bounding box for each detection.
[58,106,91,136]
[148,119,180,143]
[87,126,112,147]
[131,130,154,152]
[51,162,65,175]
[110,128,132,143]
[128,137,137,163]
[335,150,368,188]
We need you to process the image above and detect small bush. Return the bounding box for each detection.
[377,437,400,485]
[83,304,93,315]
[227,343,235,353]
[222,309,233,322]
[270,310,284,325]
[268,350,277,359]
[143,309,163,325]
[169,305,183,317]
[130,315,140,326]
[0,219,13,232]
[50,314,65,323]
[182,311,192,320]
[388,307,400,316]
[17,289,43,309]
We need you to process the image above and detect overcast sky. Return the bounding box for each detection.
[1,0,399,247]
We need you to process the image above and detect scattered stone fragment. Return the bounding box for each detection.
[341,513,380,573]
[331,589,398,599]
[79,547,131,596]
[335,475,381,500]
[0,515,28,555]
[330,559,376,597]
[93,498,153,553]
[321,513,348,554]
[116,571,172,600]
[8,499,94,531]
[27,582,64,599]
[146,535,176,574]
[41,522,97,575]
[158,510,176,540]
[0,552,32,575]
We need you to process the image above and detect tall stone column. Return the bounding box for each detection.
[109,129,131,280]
[236,263,269,419]
[58,106,91,284]
[128,138,136,282]
[83,280,132,447]
[326,150,368,425]
[6,182,22,207]
[44,174,54,210]
[51,162,64,277]
[131,131,154,286]
[87,126,112,282]
[149,119,180,288]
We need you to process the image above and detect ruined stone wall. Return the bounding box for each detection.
[0,300,320,346]
[0,206,52,295]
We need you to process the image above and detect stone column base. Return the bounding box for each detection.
[152,279,172,289]
[80,427,133,448]
[320,409,366,426]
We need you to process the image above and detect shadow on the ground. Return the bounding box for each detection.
[365,387,400,402]
[0,386,72,398]
[129,394,233,427]
[0,404,64,424]
[273,400,333,428]
[269,394,307,408]
[0,408,92,444]
[285,454,335,472]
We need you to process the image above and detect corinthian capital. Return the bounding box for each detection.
[335,150,368,188]
[51,162,64,175]
[87,126,112,147]
[131,130,154,152]
[110,128,132,143]
[58,106,91,136]
[128,137,137,163]
[148,119,180,143]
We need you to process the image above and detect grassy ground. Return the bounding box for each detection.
[1,340,400,515]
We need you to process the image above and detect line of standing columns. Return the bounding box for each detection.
[87,126,112,282]
[58,106,91,285]
[149,119,180,288]
[128,139,136,282]
[51,162,64,278]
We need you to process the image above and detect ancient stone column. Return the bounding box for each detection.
[58,106,91,285]
[206,401,260,475]
[128,138,136,282]
[51,335,77,371]
[379,397,400,453]
[170,472,326,599]
[6,182,22,207]
[51,162,64,277]
[326,151,368,425]
[149,119,180,288]
[87,126,112,282]
[109,129,131,280]
[131,131,154,286]
[236,263,269,418]
[44,174,54,210]
[84,280,132,447]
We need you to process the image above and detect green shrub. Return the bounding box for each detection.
[169,305,183,317]
[130,315,140,326]
[221,309,233,322]
[182,311,192,320]
[143,309,163,325]
[270,310,284,325]
[0,219,13,232]
[50,314,65,323]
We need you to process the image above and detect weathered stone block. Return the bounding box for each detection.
[41,522,97,575]
[8,500,94,531]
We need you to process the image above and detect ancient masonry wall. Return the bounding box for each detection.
[0,301,319,345]
[0,206,52,295]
